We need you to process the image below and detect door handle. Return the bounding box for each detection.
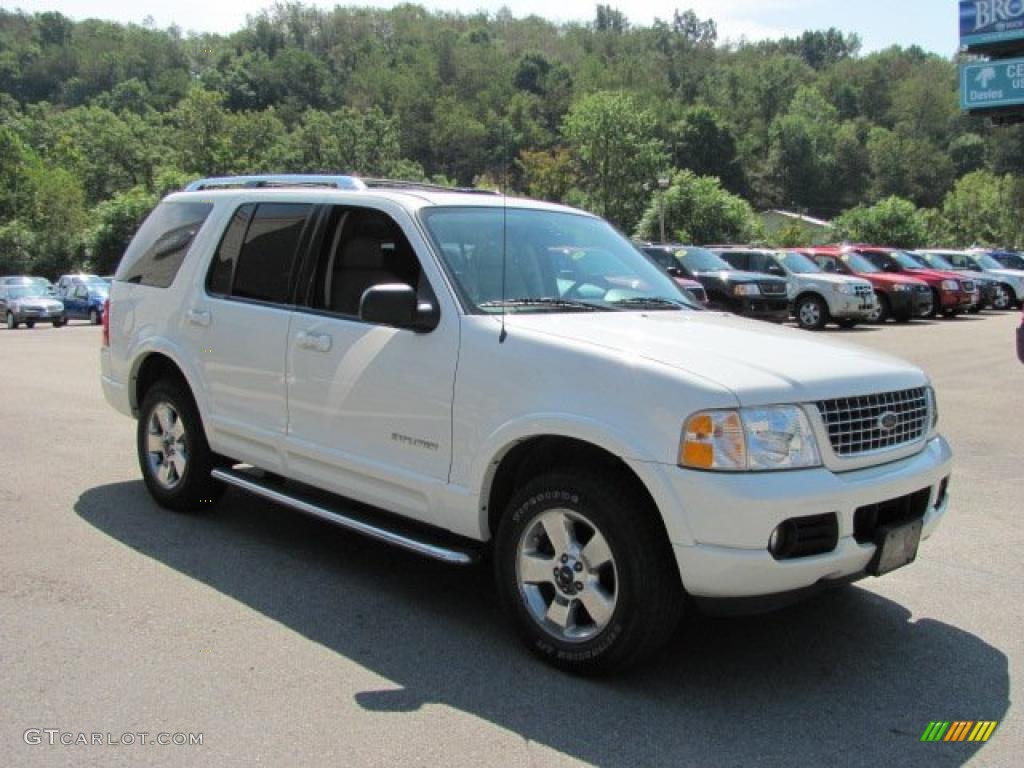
[186,309,211,327]
[296,331,332,353]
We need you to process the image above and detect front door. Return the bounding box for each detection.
[284,204,460,525]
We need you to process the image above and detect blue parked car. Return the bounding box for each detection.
[62,281,108,324]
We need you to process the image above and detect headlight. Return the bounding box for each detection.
[941,279,959,291]
[733,284,761,297]
[680,406,822,471]
[833,283,856,295]
[892,284,912,292]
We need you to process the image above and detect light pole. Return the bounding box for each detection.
[658,175,670,243]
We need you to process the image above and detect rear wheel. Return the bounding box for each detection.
[137,380,224,512]
[495,470,684,675]
[25,319,35,329]
[795,295,828,331]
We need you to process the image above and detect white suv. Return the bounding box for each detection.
[713,247,877,330]
[101,175,952,674]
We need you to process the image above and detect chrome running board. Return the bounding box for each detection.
[211,468,477,565]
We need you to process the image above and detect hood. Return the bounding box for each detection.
[796,272,872,289]
[904,267,963,283]
[691,269,783,284]
[505,311,926,406]
[13,297,63,309]
[850,271,927,287]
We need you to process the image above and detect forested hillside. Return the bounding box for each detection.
[2,3,1023,276]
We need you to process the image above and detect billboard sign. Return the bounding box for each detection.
[960,0,1024,48]
[960,57,1024,110]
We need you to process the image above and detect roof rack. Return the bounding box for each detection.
[184,174,500,196]
[361,178,499,196]
[185,175,367,192]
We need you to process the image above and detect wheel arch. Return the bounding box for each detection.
[481,434,673,546]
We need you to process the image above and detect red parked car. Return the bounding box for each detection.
[849,246,975,317]
[800,247,932,323]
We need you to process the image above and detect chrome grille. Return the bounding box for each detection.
[759,282,787,295]
[816,387,929,457]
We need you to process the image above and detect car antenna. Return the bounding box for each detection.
[499,121,509,344]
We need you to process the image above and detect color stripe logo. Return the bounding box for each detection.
[921,721,998,742]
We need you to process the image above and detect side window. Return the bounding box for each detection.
[818,256,838,272]
[309,207,428,318]
[720,251,747,271]
[206,203,311,305]
[860,252,882,269]
[74,285,88,299]
[116,201,214,288]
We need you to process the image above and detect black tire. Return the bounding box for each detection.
[836,318,857,329]
[53,317,65,327]
[25,319,35,329]
[494,470,684,675]
[137,380,224,512]
[6,312,17,330]
[89,308,100,325]
[929,289,941,318]
[795,295,828,331]
[872,293,891,324]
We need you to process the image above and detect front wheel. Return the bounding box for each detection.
[137,381,224,512]
[494,471,684,675]
[795,296,828,330]
[992,284,1013,310]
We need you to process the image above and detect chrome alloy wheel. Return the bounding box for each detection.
[798,300,822,328]
[516,509,618,643]
[993,284,1011,310]
[145,402,188,489]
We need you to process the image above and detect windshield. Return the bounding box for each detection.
[972,253,1004,270]
[778,251,821,274]
[891,250,927,269]
[917,253,956,270]
[843,253,881,273]
[996,252,1024,269]
[7,285,52,299]
[421,207,694,313]
[677,247,733,272]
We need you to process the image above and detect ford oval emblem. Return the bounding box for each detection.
[878,412,899,431]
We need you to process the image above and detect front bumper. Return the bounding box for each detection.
[939,289,973,310]
[731,296,789,322]
[657,436,952,600]
[830,293,876,319]
[15,308,64,322]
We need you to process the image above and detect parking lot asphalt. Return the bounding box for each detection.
[1,313,1020,768]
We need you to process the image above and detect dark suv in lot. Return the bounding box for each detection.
[641,244,789,322]
[801,247,932,323]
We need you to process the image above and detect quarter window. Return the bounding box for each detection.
[116,201,214,288]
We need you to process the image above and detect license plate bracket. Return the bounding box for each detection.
[868,519,923,576]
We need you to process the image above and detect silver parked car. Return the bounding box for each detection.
[1,284,66,329]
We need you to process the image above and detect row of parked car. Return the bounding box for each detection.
[0,273,111,329]
[640,244,1024,330]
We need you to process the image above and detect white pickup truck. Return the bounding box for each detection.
[101,175,952,674]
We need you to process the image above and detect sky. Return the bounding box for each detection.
[5,0,960,55]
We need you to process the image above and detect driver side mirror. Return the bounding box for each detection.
[360,284,439,333]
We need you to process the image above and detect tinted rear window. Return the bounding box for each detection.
[115,201,214,288]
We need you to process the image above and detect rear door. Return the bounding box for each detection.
[184,202,314,471]
[283,204,460,524]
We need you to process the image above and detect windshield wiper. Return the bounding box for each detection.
[609,297,687,310]
[478,297,609,312]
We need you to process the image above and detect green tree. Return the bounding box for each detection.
[666,106,744,192]
[633,170,760,245]
[941,170,1024,248]
[84,186,158,274]
[832,196,928,248]
[562,91,666,230]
